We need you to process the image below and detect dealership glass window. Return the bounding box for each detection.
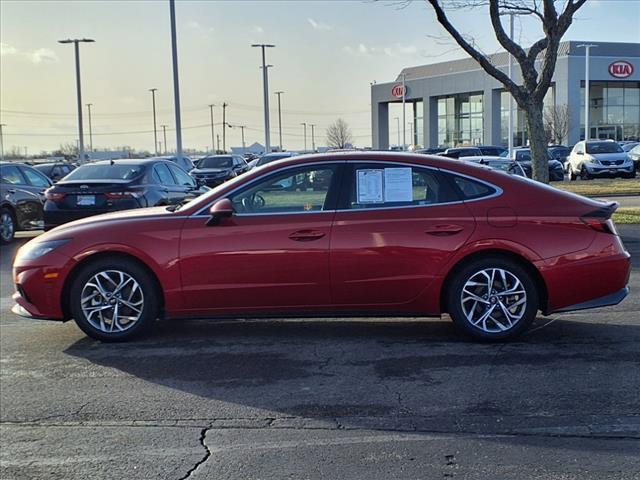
[580,81,640,141]
[500,86,555,147]
[230,166,335,214]
[436,92,484,147]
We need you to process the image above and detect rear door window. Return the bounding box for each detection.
[1,165,27,185]
[168,164,195,187]
[153,163,176,185]
[344,163,459,209]
[21,167,51,188]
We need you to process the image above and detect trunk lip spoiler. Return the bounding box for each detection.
[583,201,619,219]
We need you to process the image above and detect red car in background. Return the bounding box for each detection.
[12,152,631,342]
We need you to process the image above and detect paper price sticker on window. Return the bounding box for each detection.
[384,168,412,202]
[357,169,384,203]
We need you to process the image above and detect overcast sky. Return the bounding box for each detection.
[1,0,639,154]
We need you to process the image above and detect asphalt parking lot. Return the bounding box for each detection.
[1,228,639,480]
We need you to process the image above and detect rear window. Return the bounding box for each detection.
[451,175,497,200]
[64,164,144,181]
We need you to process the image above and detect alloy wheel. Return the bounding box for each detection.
[460,268,527,333]
[0,212,15,243]
[80,270,144,333]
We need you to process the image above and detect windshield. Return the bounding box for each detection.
[586,142,623,154]
[257,154,291,166]
[198,157,233,168]
[63,164,143,181]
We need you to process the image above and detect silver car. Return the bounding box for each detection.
[566,140,635,180]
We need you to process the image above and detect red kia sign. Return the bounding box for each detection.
[391,84,407,98]
[608,61,634,78]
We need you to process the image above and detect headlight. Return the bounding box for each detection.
[17,239,70,262]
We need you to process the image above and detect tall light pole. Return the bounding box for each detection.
[301,122,307,151]
[169,0,183,160]
[222,102,228,151]
[401,72,406,150]
[275,91,284,151]
[58,38,94,163]
[409,121,413,146]
[161,125,168,154]
[0,124,5,161]
[394,116,400,148]
[149,88,158,155]
[252,44,275,153]
[578,44,597,141]
[309,124,316,152]
[208,104,215,153]
[86,103,93,153]
[233,125,246,152]
[508,13,514,153]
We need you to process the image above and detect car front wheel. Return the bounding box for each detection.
[447,257,538,341]
[0,208,16,244]
[69,258,159,342]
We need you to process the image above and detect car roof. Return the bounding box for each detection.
[85,159,160,166]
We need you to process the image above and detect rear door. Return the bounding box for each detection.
[329,161,476,307]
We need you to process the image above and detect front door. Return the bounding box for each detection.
[330,162,476,307]
[178,163,342,315]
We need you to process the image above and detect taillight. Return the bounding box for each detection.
[45,191,66,202]
[105,191,138,200]
[581,217,616,235]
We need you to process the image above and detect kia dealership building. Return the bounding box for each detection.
[370,41,639,150]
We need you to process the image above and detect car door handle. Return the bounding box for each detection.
[425,224,464,236]
[8,189,16,194]
[288,230,326,242]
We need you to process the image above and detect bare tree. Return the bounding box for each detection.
[326,118,353,149]
[57,142,79,158]
[425,0,587,182]
[7,146,25,159]
[544,103,570,145]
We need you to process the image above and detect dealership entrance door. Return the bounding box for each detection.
[591,125,623,141]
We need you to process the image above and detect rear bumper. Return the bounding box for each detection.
[44,201,140,229]
[552,287,629,314]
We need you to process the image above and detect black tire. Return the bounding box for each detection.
[447,256,539,341]
[580,165,591,180]
[0,207,16,244]
[69,257,160,342]
[568,166,577,181]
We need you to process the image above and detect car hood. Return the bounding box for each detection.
[36,206,174,242]
[191,168,230,174]
[591,153,629,161]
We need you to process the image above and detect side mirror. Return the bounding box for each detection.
[206,198,234,226]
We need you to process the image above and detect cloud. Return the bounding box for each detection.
[252,25,264,34]
[1,42,19,56]
[343,43,421,58]
[308,18,332,31]
[30,48,58,64]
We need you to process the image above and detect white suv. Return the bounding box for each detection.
[566,140,635,180]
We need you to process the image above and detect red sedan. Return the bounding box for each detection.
[12,152,631,342]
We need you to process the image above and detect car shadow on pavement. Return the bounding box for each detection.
[63,315,640,449]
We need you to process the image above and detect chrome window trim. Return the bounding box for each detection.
[188,159,503,218]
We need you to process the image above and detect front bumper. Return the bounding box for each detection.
[585,163,634,176]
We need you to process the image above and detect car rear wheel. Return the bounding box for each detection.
[69,258,159,342]
[447,257,538,341]
[0,208,16,244]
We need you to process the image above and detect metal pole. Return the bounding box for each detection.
[0,124,5,161]
[409,121,413,146]
[394,117,400,147]
[401,72,406,150]
[252,44,274,153]
[275,91,284,151]
[86,103,93,153]
[508,13,514,154]
[216,134,220,152]
[578,44,596,141]
[310,124,315,152]
[161,125,167,154]
[301,123,307,151]
[240,126,246,152]
[208,104,215,153]
[149,88,158,155]
[169,0,183,160]
[222,102,228,151]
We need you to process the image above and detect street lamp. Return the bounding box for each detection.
[251,44,275,153]
[169,0,183,160]
[300,122,307,151]
[578,44,597,141]
[401,72,406,150]
[86,103,93,153]
[208,104,215,153]
[161,125,168,154]
[393,116,400,148]
[149,88,158,155]
[275,91,284,151]
[309,124,316,152]
[58,38,94,163]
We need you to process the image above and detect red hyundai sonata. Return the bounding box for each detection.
[12,152,631,342]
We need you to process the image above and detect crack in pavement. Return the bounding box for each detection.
[177,424,212,480]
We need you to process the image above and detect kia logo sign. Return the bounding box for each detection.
[391,84,407,98]
[608,61,634,79]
